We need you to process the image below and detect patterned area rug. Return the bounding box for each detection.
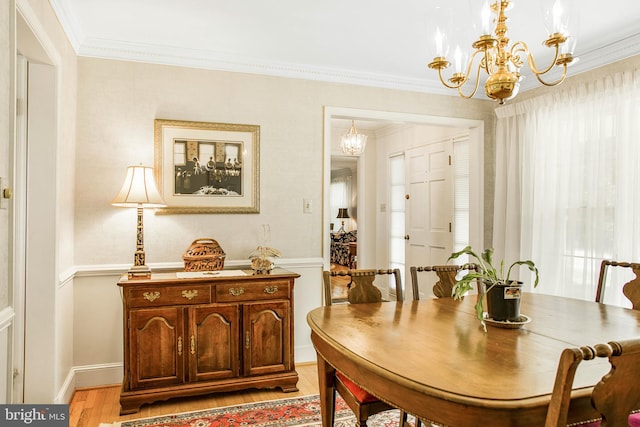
[109,394,405,427]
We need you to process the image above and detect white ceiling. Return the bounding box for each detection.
[49,0,640,99]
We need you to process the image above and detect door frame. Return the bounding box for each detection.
[14,3,62,403]
[323,107,485,275]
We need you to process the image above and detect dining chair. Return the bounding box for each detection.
[398,264,479,427]
[595,260,640,309]
[321,268,403,427]
[544,338,640,427]
[410,263,479,300]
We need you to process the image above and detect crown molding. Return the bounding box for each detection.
[74,37,455,95]
[48,0,640,96]
[70,34,640,97]
[518,33,640,92]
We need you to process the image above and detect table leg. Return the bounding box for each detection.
[316,351,336,427]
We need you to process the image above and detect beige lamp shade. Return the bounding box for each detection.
[112,165,166,208]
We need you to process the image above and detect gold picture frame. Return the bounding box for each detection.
[154,119,260,214]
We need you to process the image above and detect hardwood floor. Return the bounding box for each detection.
[330,263,350,301]
[69,362,319,427]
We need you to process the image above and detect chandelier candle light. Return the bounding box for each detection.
[341,120,368,155]
[112,165,166,279]
[428,0,577,104]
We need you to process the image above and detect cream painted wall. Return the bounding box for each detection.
[72,58,494,389]
[75,58,494,270]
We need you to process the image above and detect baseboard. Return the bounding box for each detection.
[68,345,316,392]
[295,345,317,365]
[72,362,123,389]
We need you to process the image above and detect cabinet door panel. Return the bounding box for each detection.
[244,301,291,376]
[130,308,184,389]
[189,304,240,382]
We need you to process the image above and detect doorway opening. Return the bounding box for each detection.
[323,107,485,300]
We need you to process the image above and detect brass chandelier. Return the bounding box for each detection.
[428,0,577,104]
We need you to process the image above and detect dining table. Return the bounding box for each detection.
[307,293,640,427]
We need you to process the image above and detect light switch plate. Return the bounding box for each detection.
[303,198,312,213]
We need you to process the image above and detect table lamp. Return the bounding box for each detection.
[112,165,166,279]
[336,208,350,233]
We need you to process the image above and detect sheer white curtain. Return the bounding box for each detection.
[330,170,352,230]
[493,69,640,305]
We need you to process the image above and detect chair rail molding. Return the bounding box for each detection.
[72,257,324,278]
[0,307,15,332]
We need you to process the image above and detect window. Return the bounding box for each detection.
[388,154,405,292]
[494,70,640,305]
[330,170,351,231]
[453,136,470,256]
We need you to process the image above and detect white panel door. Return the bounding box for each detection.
[405,140,453,299]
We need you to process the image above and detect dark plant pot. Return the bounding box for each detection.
[486,281,522,322]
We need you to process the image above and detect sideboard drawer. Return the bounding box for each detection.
[216,280,290,302]
[128,285,211,307]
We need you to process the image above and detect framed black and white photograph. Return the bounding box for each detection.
[154,119,260,213]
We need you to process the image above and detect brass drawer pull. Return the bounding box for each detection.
[245,331,250,349]
[182,289,199,300]
[229,287,245,297]
[190,335,196,355]
[264,285,279,294]
[143,291,160,302]
[177,336,183,356]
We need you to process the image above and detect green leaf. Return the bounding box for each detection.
[474,300,487,332]
[448,246,539,332]
[505,260,539,288]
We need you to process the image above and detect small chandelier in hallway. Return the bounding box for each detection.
[341,120,368,155]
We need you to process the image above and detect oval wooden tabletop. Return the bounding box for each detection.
[307,293,640,426]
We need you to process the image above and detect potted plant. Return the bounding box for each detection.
[448,246,539,330]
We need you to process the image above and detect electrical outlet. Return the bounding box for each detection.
[303,199,312,213]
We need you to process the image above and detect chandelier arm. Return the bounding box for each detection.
[535,64,568,86]
[470,48,492,77]
[512,41,562,76]
[436,67,465,89]
[457,60,483,99]
[436,49,489,90]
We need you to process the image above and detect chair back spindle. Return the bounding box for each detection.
[545,338,640,427]
[596,260,640,309]
[323,268,403,306]
[410,264,478,300]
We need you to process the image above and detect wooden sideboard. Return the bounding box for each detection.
[117,268,300,414]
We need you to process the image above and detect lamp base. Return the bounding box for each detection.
[128,264,152,280]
